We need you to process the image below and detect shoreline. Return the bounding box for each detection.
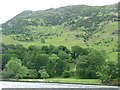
[0,81,119,89]
[0,78,113,86]
[1,78,119,86]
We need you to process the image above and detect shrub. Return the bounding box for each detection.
[41,38,45,43]
[62,70,71,78]
[38,69,49,79]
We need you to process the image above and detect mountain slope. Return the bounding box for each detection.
[1,3,118,61]
[2,4,118,34]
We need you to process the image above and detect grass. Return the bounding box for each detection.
[44,78,101,85]
[5,78,101,85]
[2,22,118,61]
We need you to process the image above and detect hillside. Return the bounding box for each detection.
[1,3,118,61]
[2,4,118,33]
[1,3,120,85]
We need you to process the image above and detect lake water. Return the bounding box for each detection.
[0,81,119,89]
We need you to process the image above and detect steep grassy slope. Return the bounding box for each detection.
[2,22,118,61]
[1,3,118,61]
[2,4,118,34]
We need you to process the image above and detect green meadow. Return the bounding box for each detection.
[2,22,118,61]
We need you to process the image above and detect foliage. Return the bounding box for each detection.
[62,70,71,78]
[97,61,117,84]
[2,57,29,79]
[76,50,106,79]
[71,46,88,59]
[58,51,70,60]
[47,54,59,77]
[38,69,49,79]
[55,59,68,76]
[118,52,120,85]
[1,44,118,85]
[41,38,46,43]
[26,69,38,79]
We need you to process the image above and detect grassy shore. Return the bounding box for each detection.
[44,78,101,85]
[3,78,101,85]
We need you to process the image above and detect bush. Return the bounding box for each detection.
[62,70,71,78]
[38,69,49,79]
[41,38,45,43]
[26,69,38,79]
